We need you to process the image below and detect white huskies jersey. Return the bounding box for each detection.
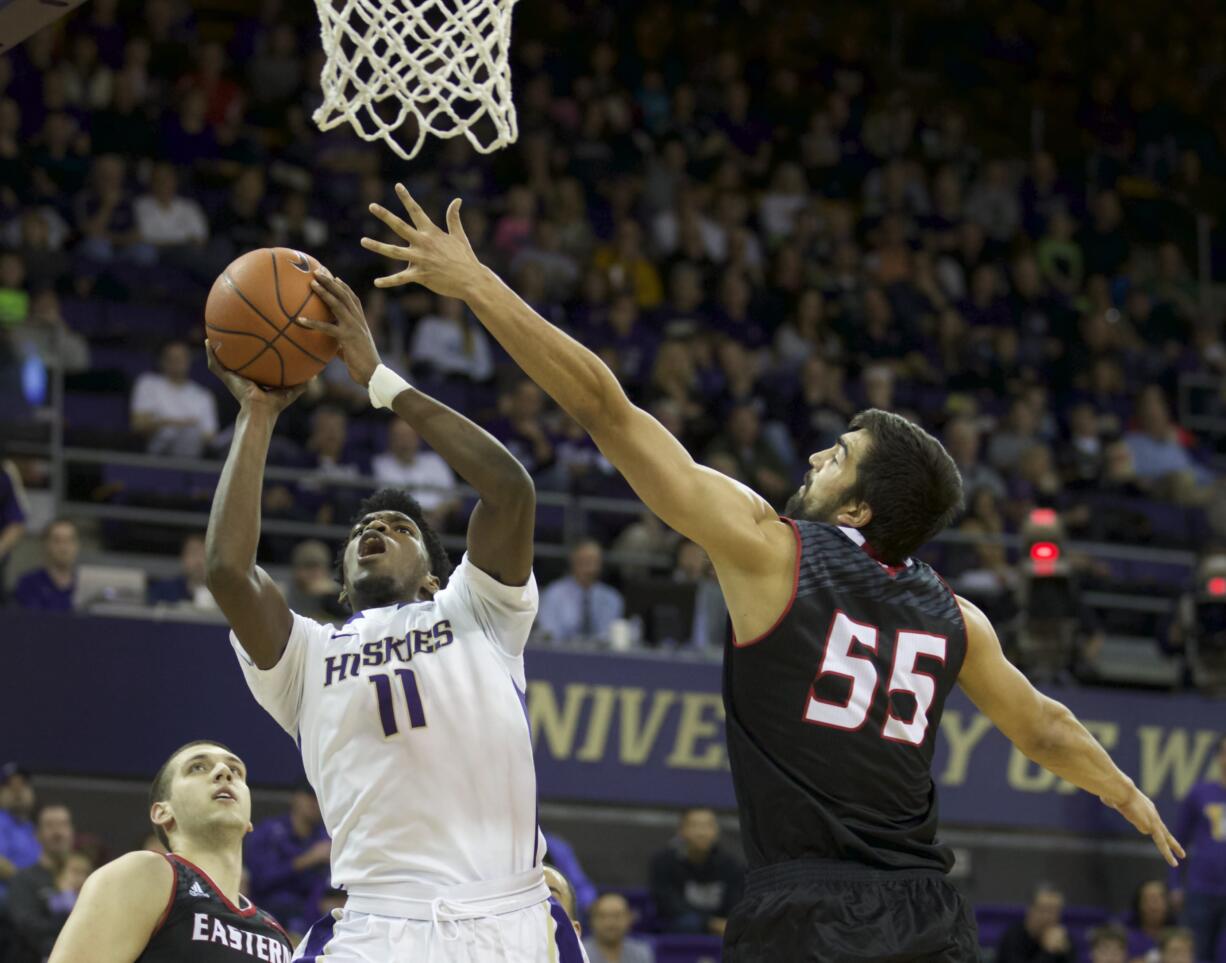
[232,554,545,898]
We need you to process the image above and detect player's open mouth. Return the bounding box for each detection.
[358,533,387,559]
[213,789,237,803]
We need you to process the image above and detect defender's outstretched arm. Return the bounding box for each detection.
[362,188,779,573]
[955,594,1184,866]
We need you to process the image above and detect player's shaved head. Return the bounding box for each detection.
[543,865,582,938]
[543,865,577,918]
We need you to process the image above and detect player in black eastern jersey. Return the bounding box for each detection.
[362,189,1185,962]
[48,741,292,963]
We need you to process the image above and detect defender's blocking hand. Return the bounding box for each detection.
[361,183,485,299]
[1101,783,1186,867]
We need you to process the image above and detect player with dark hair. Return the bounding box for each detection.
[329,486,454,604]
[204,273,584,961]
[48,741,292,962]
[364,188,1184,962]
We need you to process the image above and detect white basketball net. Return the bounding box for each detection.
[313,0,520,161]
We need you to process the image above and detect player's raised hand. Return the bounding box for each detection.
[1100,782,1186,867]
[294,272,382,387]
[361,183,485,299]
[206,340,308,415]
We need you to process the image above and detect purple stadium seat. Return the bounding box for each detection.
[975,903,1108,957]
[90,343,156,378]
[973,904,1023,950]
[414,377,472,413]
[101,463,191,501]
[534,502,568,541]
[120,301,183,336]
[63,392,129,431]
[651,934,723,963]
[344,419,379,456]
[183,471,220,497]
[59,298,111,337]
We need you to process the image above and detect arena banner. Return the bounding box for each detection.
[7,612,1220,834]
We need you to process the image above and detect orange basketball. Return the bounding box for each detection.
[205,247,339,388]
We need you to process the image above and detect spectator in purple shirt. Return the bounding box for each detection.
[13,518,78,613]
[245,785,330,936]
[1125,879,1176,961]
[74,154,155,266]
[590,293,658,389]
[486,380,555,476]
[157,89,218,168]
[543,832,597,918]
[146,532,213,608]
[1171,736,1226,963]
[6,803,76,963]
[0,763,41,904]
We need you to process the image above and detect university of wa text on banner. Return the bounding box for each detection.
[5,612,1221,834]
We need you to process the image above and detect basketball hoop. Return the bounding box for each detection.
[312,0,520,161]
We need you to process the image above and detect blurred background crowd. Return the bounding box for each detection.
[2,760,1222,963]
[2,0,1226,959]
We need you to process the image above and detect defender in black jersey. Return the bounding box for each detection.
[364,191,1185,963]
[49,741,293,963]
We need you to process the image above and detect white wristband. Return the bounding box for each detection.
[368,364,412,410]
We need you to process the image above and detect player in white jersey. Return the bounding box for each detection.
[203,272,587,963]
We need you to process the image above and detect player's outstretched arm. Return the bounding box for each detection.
[955,594,1186,867]
[204,346,306,668]
[48,851,173,963]
[360,188,780,573]
[296,272,535,584]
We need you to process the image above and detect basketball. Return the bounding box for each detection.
[204,247,339,389]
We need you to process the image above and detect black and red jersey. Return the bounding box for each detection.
[138,854,292,962]
[724,519,968,873]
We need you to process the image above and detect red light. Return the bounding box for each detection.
[1209,576,1226,597]
[1030,542,1060,562]
[1029,509,1058,526]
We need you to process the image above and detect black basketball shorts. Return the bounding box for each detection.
[723,859,980,963]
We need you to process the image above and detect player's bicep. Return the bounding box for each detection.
[466,481,535,587]
[955,595,1050,754]
[590,403,779,568]
[49,854,171,963]
[212,564,294,670]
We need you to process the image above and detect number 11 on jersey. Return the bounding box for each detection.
[370,669,428,737]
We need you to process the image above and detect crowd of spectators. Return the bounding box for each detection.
[0,0,1222,678]
[3,757,1224,962]
[3,3,1226,961]
[3,0,1226,662]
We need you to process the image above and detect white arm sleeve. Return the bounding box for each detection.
[445,552,538,659]
[230,613,325,737]
[533,582,567,642]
